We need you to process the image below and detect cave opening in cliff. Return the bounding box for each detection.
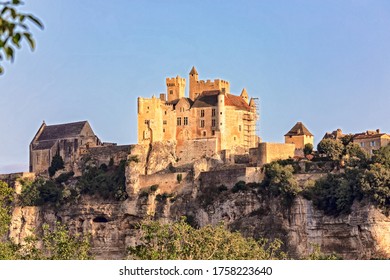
[93,216,108,223]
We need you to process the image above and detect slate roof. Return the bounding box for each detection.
[285,122,313,137]
[192,91,251,111]
[189,66,198,75]
[33,140,57,150]
[37,121,88,141]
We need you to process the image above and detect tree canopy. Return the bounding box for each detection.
[0,0,43,74]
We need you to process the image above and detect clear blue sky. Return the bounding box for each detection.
[1,0,390,173]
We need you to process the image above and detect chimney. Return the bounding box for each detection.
[376,129,380,134]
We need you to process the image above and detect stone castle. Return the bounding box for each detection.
[137,67,259,160]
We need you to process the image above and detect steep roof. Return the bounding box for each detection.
[192,90,251,111]
[37,121,88,141]
[192,92,218,108]
[189,66,198,75]
[285,122,313,137]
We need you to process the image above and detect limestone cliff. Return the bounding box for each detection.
[9,188,390,259]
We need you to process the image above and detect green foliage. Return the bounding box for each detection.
[78,159,128,200]
[127,155,140,164]
[261,162,300,205]
[0,180,13,236]
[372,145,390,168]
[303,143,313,156]
[317,139,344,160]
[149,184,159,192]
[48,154,65,177]
[19,178,62,206]
[41,222,92,260]
[308,173,356,216]
[358,164,390,213]
[55,171,74,184]
[127,218,286,260]
[217,184,228,192]
[306,244,341,260]
[232,180,247,193]
[0,0,43,75]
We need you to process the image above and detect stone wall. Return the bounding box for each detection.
[177,138,218,164]
[251,142,295,166]
[139,172,190,194]
[85,145,131,167]
[199,167,247,188]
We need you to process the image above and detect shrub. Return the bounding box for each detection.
[317,139,344,160]
[218,185,228,192]
[55,171,74,184]
[149,185,159,192]
[48,154,65,177]
[232,181,247,193]
[304,143,313,156]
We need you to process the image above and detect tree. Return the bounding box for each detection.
[372,145,390,169]
[303,143,313,156]
[0,0,43,75]
[317,139,344,160]
[127,218,286,260]
[48,154,65,177]
[261,162,300,205]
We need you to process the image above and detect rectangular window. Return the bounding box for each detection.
[212,119,216,127]
[177,117,181,126]
[201,110,205,117]
[212,130,215,136]
[163,128,165,133]
[170,90,173,95]
[239,125,241,132]
[200,120,205,128]
[370,141,376,147]
[163,120,167,125]
[212,109,216,116]
[144,120,149,125]
[184,117,188,126]
[360,142,365,147]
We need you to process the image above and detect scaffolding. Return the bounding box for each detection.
[243,98,260,151]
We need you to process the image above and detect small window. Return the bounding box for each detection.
[212,119,216,127]
[163,128,165,133]
[212,109,216,116]
[163,120,167,125]
[184,117,188,126]
[239,125,241,132]
[361,142,365,147]
[203,131,206,137]
[201,110,205,117]
[220,112,222,115]
[144,120,149,125]
[147,106,149,109]
[370,141,376,147]
[177,117,182,126]
[170,90,173,95]
[212,130,215,136]
[200,120,205,128]
[165,111,167,115]
[234,136,236,141]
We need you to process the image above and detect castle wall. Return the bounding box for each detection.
[190,78,230,100]
[252,142,295,166]
[85,145,131,167]
[285,135,313,150]
[177,138,218,163]
[139,172,189,194]
[199,167,247,188]
[137,97,165,145]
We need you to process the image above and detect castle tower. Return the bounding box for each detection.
[240,88,249,103]
[166,75,186,102]
[217,90,226,149]
[189,66,199,101]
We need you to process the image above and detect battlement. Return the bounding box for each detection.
[166,76,186,86]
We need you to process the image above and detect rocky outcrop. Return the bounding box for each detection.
[9,188,390,260]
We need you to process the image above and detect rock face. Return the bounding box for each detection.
[9,188,390,259]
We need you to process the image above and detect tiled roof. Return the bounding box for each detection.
[225,94,251,111]
[37,121,88,141]
[353,133,388,140]
[192,93,218,108]
[285,122,313,137]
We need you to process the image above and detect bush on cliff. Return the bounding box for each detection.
[19,178,62,206]
[127,218,286,260]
